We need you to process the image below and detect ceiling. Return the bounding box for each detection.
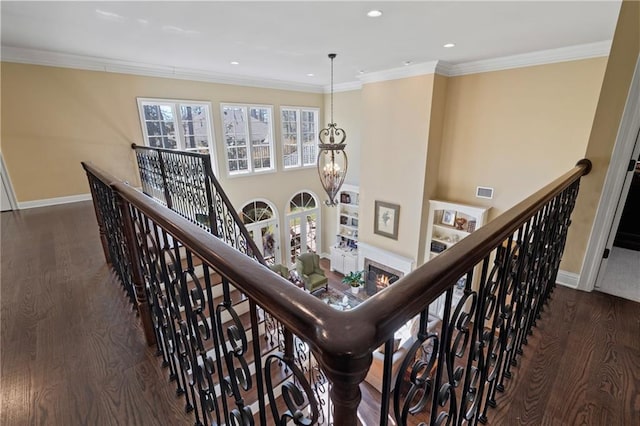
[1,1,622,90]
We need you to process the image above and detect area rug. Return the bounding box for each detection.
[314,287,363,310]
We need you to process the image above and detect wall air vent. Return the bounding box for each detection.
[476,186,494,199]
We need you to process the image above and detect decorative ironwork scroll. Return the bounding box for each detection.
[131,144,264,264]
[84,158,590,426]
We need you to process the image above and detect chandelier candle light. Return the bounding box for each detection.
[317,53,348,206]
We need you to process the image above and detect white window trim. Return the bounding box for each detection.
[280,106,320,170]
[240,198,282,265]
[220,102,276,178]
[136,97,218,176]
[285,190,322,268]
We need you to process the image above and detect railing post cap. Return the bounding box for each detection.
[576,158,592,176]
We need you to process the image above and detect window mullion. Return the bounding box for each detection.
[244,106,253,172]
[297,110,303,166]
[174,104,185,151]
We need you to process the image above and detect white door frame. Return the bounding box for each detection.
[594,128,640,290]
[240,198,281,264]
[578,55,640,292]
[0,153,19,211]
[285,191,321,268]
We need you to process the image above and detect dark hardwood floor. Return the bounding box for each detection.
[490,285,640,425]
[1,201,638,425]
[1,202,191,425]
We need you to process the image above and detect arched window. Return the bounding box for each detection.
[286,191,321,265]
[241,199,280,265]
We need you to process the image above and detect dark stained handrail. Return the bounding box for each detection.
[83,158,592,424]
[354,159,592,345]
[105,159,592,353]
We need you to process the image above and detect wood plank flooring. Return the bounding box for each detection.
[490,285,640,425]
[2,201,638,425]
[1,202,191,425]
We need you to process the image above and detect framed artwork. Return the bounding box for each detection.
[374,201,400,240]
[442,210,457,226]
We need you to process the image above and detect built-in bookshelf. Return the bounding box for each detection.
[330,184,359,275]
[426,200,489,262]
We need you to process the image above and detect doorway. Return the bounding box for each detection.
[286,191,320,267]
[240,199,281,266]
[0,154,17,212]
[594,129,640,302]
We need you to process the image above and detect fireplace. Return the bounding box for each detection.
[363,258,403,295]
[358,242,415,296]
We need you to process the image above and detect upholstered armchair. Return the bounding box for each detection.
[295,253,328,293]
[268,263,289,279]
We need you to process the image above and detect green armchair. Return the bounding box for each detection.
[268,263,289,279]
[295,253,328,293]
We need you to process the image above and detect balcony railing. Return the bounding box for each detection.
[131,143,265,265]
[82,158,591,425]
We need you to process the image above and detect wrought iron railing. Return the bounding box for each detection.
[83,158,591,425]
[131,144,265,265]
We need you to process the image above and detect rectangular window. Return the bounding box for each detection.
[280,107,319,169]
[222,104,275,175]
[137,98,214,155]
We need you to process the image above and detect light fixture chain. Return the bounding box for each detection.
[330,54,334,124]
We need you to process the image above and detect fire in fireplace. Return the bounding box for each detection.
[368,264,400,288]
[363,258,404,295]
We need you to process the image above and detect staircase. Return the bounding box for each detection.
[83,159,329,425]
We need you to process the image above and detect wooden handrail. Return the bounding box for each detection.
[355,158,592,346]
[131,142,210,159]
[83,158,591,424]
[102,159,592,357]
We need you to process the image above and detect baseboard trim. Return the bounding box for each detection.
[18,193,92,210]
[556,270,579,289]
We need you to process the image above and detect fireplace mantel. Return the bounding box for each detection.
[358,242,415,276]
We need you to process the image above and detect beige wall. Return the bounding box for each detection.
[437,57,607,232]
[418,74,449,263]
[360,75,435,261]
[564,0,640,274]
[1,62,330,260]
[1,42,624,275]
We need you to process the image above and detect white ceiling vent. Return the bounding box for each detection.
[476,186,494,199]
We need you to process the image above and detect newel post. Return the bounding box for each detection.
[319,351,372,425]
[114,190,156,346]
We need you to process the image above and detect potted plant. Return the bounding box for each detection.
[342,270,365,294]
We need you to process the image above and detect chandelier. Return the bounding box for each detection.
[317,53,348,206]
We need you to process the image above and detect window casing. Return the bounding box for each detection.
[286,191,320,266]
[137,98,215,155]
[221,104,275,176]
[281,107,319,169]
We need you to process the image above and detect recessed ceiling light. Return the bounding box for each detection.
[359,70,365,74]
[230,61,239,65]
[444,43,456,48]
[403,61,412,66]
[367,10,383,18]
[307,73,314,77]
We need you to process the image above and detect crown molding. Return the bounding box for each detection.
[2,41,611,93]
[446,40,611,76]
[326,81,363,94]
[0,46,324,94]
[357,60,440,84]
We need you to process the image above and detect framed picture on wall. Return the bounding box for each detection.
[374,201,400,240]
